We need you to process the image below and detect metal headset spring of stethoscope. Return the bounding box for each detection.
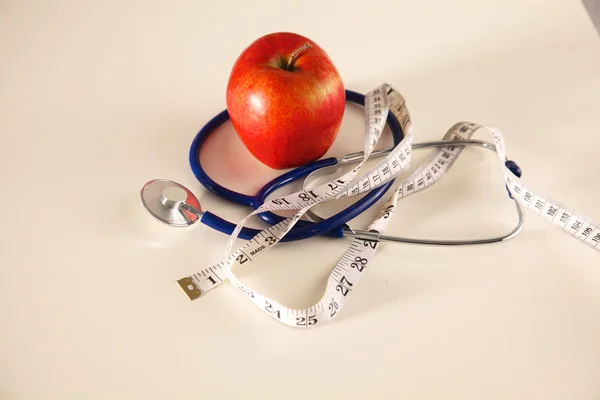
[301,139,525,246]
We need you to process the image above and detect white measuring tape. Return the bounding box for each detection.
[177,83,600,328]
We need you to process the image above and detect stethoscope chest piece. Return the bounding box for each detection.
[141,179,202,227]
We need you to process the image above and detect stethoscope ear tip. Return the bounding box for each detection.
[140,179,203,227]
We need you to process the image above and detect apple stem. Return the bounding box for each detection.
[287,42,312,70]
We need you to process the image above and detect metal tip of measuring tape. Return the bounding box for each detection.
[177,277,201,300]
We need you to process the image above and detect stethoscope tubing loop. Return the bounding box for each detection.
[187,89,405,242]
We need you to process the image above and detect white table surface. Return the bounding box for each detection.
[2,0,600,398]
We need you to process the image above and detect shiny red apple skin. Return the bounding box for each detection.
[226,32,346,170]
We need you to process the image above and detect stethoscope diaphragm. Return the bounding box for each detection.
[140,179,202,227]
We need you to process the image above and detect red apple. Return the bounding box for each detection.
[226,32,346,169]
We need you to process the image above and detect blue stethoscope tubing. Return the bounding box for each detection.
[188,89,404,242]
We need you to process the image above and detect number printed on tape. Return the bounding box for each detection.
[178,83,600,328]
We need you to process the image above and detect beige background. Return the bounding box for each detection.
[2,0,600,399]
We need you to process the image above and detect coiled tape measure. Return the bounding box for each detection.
[175,83,599,328]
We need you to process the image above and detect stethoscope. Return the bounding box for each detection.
[141,89,524,245]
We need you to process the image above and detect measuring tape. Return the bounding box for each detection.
[176,83,600,328]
